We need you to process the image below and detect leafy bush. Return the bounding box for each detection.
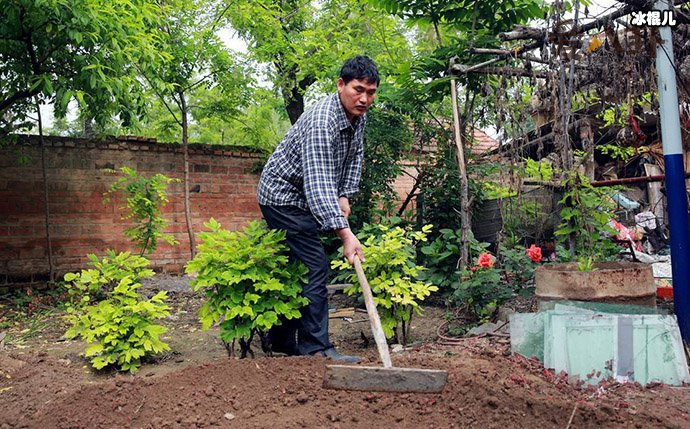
[524,158,554,182]
[555,173,619,270]
[419,154,463,233]
[498,243,537,292]
[185,219,308,358]
[65,276,170,373]
[419,228,489,295]
[103,166,179,254]
[322,215,413,271]
[332,224,437,345]
[63,250,154,305]
[422,234,540,324]
[350,106,412,229]
[452,263,503,324]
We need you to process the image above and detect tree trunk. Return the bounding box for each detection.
[450,80,471,269]
[397,170,425,216]
[36,99,54,282]
[82,117,94,138]
[285,86,305,125]
[179,90,196,258]
[281,65,315,125]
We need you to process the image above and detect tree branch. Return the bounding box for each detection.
[135,63,182,127]
[0,88,40,114]
[450,65,548,79]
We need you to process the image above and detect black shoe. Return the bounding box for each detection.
[314,347,362,363]
[271,345,299,356]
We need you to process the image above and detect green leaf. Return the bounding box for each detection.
[84,343,104,357]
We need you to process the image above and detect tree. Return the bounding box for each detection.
[369,0,545,268]
[2,0,166,281]
[0,0,164,136]
[139,0,252,257]
[225,0,408,123]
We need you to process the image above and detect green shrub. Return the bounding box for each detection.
[65,276,170,373]
[449,253,504,322]
[555,173,619,269]
[498,243,536,292]
[332,224,437,345]
[447,245,540,325]
[185,219,308,358]
[419,228,490,295]
[63,250,154,305]
[103,166,179,255]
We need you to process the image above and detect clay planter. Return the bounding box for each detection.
[535,262,656,305]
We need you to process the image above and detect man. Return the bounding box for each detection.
[257,56,379,363]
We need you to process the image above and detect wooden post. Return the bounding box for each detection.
[450,79,471,269]
[580,120,595,181]
[645,163,666,226]
[36,99,55,282]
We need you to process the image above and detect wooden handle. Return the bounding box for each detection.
[353,258,393,368]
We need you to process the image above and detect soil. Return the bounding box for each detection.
[1,275,690,428]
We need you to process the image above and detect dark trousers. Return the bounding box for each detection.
[259,204,332,355]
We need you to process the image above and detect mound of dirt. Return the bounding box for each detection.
[2,342,690,428]
[1,275,689,428]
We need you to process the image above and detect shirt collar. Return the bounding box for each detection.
[332,92,362,131]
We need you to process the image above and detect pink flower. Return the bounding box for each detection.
[477,252,495,268]
[526,244,542,263]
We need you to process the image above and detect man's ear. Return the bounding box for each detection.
[337,78,344,93]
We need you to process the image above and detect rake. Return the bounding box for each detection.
[323,258,448,393]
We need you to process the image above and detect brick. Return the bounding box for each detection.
[211,165,229,175]
[19,201,45,213]
[19,246,46,259]
[95,162,116,170]
[8,225,35,237]
[1,138,279,277]
[193,164,210,173]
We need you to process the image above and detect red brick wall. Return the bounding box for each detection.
[0,135,262,281]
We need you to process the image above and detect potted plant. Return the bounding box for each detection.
[535,172,655,304]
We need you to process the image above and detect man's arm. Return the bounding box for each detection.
[302,122,349,231]
[335,227,364,264]
[338,196,351,218]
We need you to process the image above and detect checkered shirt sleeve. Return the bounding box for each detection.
[257,93,366,231]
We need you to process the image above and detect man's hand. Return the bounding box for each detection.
[338,196,351,219]
[335,227,364,265]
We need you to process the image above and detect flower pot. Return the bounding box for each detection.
[535,262,656,306]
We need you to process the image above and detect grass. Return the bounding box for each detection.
[0,284,70,346]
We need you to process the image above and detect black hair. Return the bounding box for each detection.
[339,56,380,86]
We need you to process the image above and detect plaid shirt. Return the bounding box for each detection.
[257,93,365,231]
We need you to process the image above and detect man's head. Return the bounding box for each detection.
[337,56,379,121]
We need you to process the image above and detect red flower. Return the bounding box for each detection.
[477,252,495,268]
[526,244,542,263]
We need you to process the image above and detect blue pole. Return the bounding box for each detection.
[656,0,690,341]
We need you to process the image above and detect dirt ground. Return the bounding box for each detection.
[1,275,690,428]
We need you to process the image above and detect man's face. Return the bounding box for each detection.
[337,78,378,121]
